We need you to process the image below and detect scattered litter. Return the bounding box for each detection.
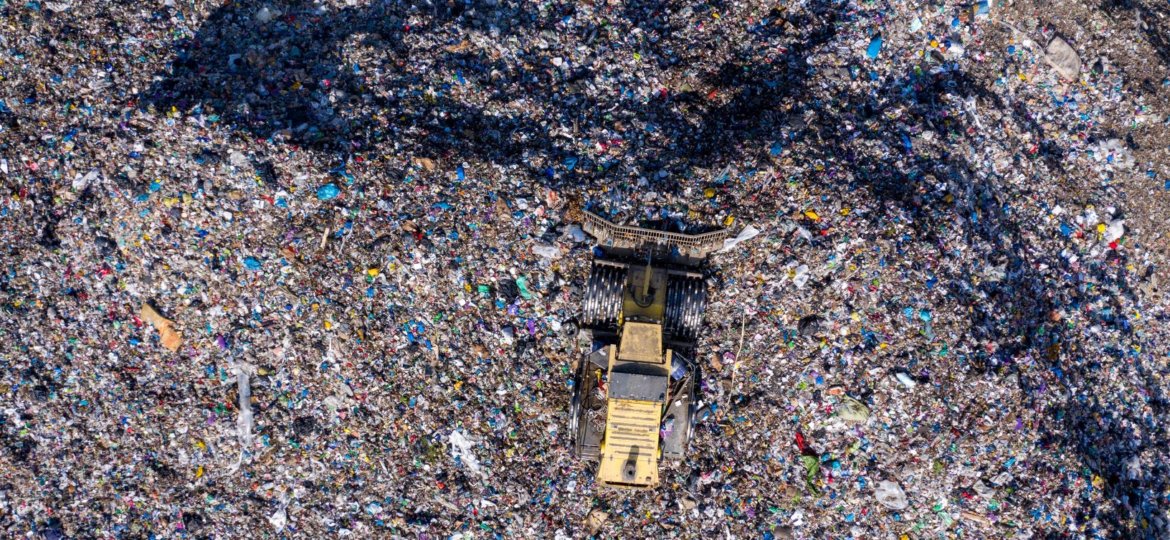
[2,1,1166,538]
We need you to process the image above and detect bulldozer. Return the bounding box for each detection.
[569,210,730,490]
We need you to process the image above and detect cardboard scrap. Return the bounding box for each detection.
[412,157,436,171]
[140,302,182,352]
[584,509,608,535]
[443,39,473,53]
[961,510,991,526]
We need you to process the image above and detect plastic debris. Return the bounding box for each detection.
[836,396,870,423]
[874,481,909,510]
[1045,36,1082,80]
[448,429,483,476]
[866,36,884,59]
[1,1,1167,538]
[316,183,341,201]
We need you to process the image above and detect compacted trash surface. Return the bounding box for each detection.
[1,0,1170,538]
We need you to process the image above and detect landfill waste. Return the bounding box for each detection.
[139,302,182,352]
[316,183,341,201]
[835,396,870,423]
[718,224,761,253]
[1045,36,1082,80]
[874,481,910,511]
[1,0,1168,538]
[448,429,484,478]
[866,35,884,59]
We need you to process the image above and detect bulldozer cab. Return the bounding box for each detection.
[569,211,729,491]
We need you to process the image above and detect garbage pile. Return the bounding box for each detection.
[1,0,1169,538]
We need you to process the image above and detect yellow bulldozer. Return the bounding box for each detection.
[569,211,729,490]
